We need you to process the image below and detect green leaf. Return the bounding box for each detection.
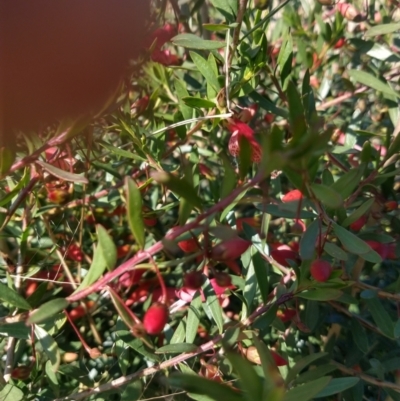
[168,373,243,401]
[155,343,198,354]
[99,142,145,162]
[324,242,348,261]
[0,384,24,401]
[35,160,88,184]
[34,325,60,372]
[202,23,231,32]
[252,251,269,304]
[73,243,106,293]
[182,96,216,109]
[348,70,398,98]
[108,286,137,330]
[394,319,400,339]
[284,376,331,401]
[297,289,342,301]
[186,292,202,343]
[310,183,343,209]
[170,320,186,344]
[27,298,69,324]
[365,298,395,339]
[125,177,145,250]
[202,279,224,334]
[365,23,400,37]
[0,282,31,310]
[0,322,30,339]
[300,220,319,260]
[225,351,264,401]
[330,167,364,199]
[351,319,369,353]
[287,81,307,141]
[171,34,225,50]
[341,198,375,227]
[117,331,159,362]
[152,171,203,209]
[295,364,337,385]
[285,353,328,384]
[174,79,192,120]
[190,52,220,92]
[97,225,117,271]
[314,377,359,398]
[332,223,382,262]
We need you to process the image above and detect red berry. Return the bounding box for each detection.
[69,306,86,321]
[143,303,169,335]
[349,215,367,232]
[291,219,305,234]
[282,189,303,203]
[47,188,69,204]
[310,259,332,282]
[385,200,398,212]
[276,308,296,323]
[178,238,199,253]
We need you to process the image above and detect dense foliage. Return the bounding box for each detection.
[1,1,400,400]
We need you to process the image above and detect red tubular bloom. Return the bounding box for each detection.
[150,24,177,50]
[227,121,262,163]
[211,237,251,261]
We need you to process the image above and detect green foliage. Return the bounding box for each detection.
[1,1,400,400]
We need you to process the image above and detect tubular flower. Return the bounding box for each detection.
[227,121,262,163]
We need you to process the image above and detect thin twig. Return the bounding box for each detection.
[228,0,248,66]
[331,360,400,392]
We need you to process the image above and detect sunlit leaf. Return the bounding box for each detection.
[0,282,31,310]
[27,298,69,324]
[125,177,145,250]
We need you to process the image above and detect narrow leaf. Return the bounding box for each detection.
[0,282,31,310]
[34,325,60,372]
[310,183,343,209]
[330,167,364,199]
[348,70,398,98]
[284,376,331,401]
[365,23,400,37]
[365,298,395,339]
[333,223,379,256]
[125,177,145,249]
[155,343,198,354]
[73,243,106,293]
[186,292,202,343]
[97,225,117,271]
[297,289,342,301]
[171,34,225,50]
[27,298,69,324]
[168,373,243,401]
[314,377,360,398]
[190,52,220,92]
[202,280,224,334]
[342,198,375,227]
[286,352,328,384]
[36,160,88,184]
[152,171,203,209]
[226,351,264,401]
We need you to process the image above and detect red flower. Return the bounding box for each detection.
[211,237,251,261]
[150,24,177,50]
[227,121,262,163]
[152,49,182,66]
[65,244,84,262]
